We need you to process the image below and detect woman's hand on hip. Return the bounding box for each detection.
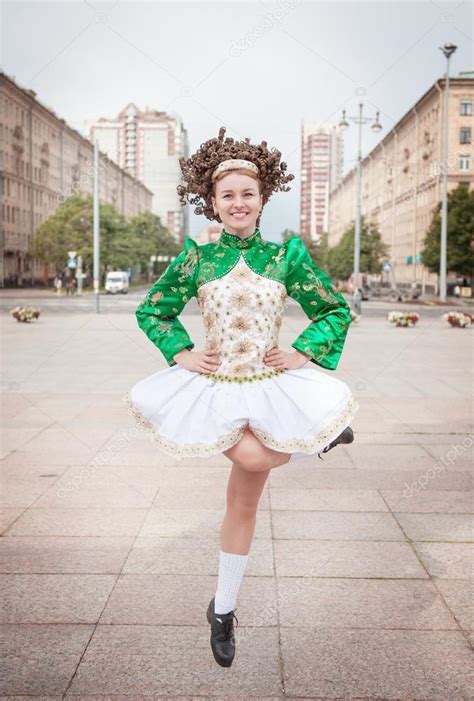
[173,347,222,373]
[264,347,309,370]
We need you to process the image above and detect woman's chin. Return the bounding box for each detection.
[222,216,258,233]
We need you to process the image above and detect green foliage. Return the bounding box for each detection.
[327,217,389,280]
[421,184,474,278]
[280,228,299,243]
[28,194,179,279]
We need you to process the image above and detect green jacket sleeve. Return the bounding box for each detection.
[285,237,352,371]
[135,237,199,366]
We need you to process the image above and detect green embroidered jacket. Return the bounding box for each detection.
[135,227,352,371]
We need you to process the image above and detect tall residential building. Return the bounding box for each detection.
[90,105,189,241]
[328,72,473,291]
[0,72,152,287]
[300,122,344,242]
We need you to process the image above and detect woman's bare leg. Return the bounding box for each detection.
[220,462,271,554]
[220,426,291,553]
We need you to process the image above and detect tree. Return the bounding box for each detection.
[128,212,181,276]
[327,217,389,281]
[280,228,299,244]
[28,195,178,281]
[421,184,474,281]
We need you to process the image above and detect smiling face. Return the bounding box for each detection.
[211,170,263,237]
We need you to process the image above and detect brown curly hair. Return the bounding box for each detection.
[177,126,295,226]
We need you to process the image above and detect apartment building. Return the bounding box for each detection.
[300,122,344,242]
[328,72,473,290]
[90,104,188,241]
[0,72,152,286]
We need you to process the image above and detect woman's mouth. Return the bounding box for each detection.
[231,212,249,219]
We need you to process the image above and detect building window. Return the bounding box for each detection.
[460,99,472,116]
[459,154,471,171]
[460,127,471,144]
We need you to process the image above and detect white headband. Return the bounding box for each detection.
[212,158,259,181]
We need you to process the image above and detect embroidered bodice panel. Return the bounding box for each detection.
[197,255,287,377]
[135,228,353,373]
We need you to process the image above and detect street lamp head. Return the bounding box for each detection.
[371,111,383,133]
[439,42,457,59]
[339,110,349,130]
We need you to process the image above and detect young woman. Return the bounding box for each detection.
[125,127,359,668]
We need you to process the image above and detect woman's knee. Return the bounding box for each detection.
[223,426,291,472]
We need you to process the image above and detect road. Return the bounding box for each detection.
[0,287,463,319]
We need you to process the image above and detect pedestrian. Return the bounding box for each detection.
[124,126,359,668]
[54,276,62,296]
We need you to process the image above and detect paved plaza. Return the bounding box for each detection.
[0,298,473,699]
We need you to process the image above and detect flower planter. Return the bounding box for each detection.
[10,306,41,323]
[387,311,420,327]
[442,311,473,328]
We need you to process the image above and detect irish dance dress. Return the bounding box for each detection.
[124,228,359,461]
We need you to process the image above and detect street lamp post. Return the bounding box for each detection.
[339,104,382,312]
[93,140,100,314]
[439,42,457,302]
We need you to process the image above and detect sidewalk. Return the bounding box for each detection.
[0,308,472,699]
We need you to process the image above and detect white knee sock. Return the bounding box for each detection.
[214,549,249,614]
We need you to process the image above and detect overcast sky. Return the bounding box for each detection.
[2,0,472,241]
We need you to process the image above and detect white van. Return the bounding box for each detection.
[105,271,129,294]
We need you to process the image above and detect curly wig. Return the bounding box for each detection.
[177,126,295,225]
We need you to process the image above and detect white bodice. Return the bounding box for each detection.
[196,255,288,378]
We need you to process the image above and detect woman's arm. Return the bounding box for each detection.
[284,237,352,371]
[135,237,199,366]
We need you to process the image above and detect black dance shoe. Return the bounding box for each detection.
[206,596,238,668]
[318,426,354,460]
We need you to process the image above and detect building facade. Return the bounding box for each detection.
[90,104,188,241]
[300,122,344,242]
[0,72,152,286]
[328,73,473,291]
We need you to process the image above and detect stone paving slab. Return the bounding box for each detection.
[276,577,458,629]
[34,468,156,508]
[271,510,404,541]
[280,628,474,700]
[395,513,474,542]
[0,507,24,533]
[66,625,282,697]
[413,542,474,578]
[100,574,278,626]
[381,488,474,512]
[0,574,116,623]
[343,443,437,470]
[0,536,134,574]
[274,540,429,578]
[0,473,60,508]
[435,578,474,630]
[5,507,148,537]
[139,507,272,539]
[269,487,388,511]
[268,465,473,491]
[123,536,274,576]
[0,624,93,696]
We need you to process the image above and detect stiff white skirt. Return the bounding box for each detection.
[124,364,359,463]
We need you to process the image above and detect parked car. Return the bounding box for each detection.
[105,271,129,294]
